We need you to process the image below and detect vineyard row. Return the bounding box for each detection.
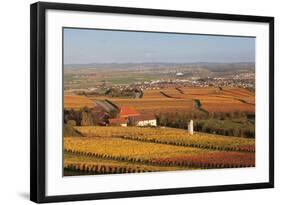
[64,149,254,169]
[119,135,255,152]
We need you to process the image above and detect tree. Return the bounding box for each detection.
[194,99,202,109]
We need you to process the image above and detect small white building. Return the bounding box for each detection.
[137,119,157,127]
[132,114,157,127]
[176,72,184,77]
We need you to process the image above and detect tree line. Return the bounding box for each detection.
[156,110,255,138]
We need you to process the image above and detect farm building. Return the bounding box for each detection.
[129,114,157,127]
[109,106,157,127]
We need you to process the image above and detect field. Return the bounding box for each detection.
[74,126,255,152]
[64,69,159,89]
[63,86,255,176]
[64,95,94,109]
[65,87,254,113]
[64,126,255,175]
[64,152,193,175]
[126,87,254,113]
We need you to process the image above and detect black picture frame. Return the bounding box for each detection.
[30,2,274,203]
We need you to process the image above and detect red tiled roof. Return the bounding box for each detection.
[119,106,140,117]
[130,114,156,122]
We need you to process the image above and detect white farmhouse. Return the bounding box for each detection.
[132,114,157,127]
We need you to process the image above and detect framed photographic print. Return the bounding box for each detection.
[30,2,274,203]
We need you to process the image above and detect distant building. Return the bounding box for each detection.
[109,106,157,127]
[129,114,157,127]
[176,72,184,77]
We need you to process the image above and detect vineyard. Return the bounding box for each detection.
[64,152,193,175]
[64,126,255,175]
[75,126,255,152]
[64,87,255,113]
[64,86,255,176]
[64,95,94,109]
[86,87,255,114]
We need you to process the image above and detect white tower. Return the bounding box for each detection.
[188,120,193,135]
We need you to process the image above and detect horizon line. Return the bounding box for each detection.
[64,61,255,66]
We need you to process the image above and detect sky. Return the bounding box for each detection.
[64,28,255,65]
